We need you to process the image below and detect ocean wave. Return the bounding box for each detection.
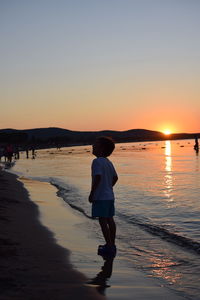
[49,178,200,256]
[50,180,92,219]
[118,212,200,255]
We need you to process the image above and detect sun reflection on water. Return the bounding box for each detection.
[165,141,172,171]
[149,256,182,284]
[164,141,174,204]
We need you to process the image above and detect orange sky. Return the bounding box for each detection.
[1,1,200,133]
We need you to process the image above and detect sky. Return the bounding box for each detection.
[0,0,200,133]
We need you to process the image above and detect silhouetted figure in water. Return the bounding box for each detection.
[194,136,199,154]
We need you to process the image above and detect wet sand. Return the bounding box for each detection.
[0,170,104,300]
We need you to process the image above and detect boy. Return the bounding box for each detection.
[89,136,118,256]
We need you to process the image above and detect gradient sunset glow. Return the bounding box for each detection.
[0,1,199,133]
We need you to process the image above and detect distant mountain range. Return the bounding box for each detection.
[0,127,199,147]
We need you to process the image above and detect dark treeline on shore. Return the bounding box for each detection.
[0,127,199,150]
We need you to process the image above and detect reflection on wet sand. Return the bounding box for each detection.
[87,256,114,296]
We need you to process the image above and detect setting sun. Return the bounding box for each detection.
[158,123,177,136]
[163,129,172,135]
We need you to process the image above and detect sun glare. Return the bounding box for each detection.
[163,129,172,135]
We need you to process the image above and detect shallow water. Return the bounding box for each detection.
[8,139,200,299]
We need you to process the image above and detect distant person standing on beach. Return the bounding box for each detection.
[31,146,35,159]
[6,144,14,163]
[89,136,118,256]
[0,145,4,161]
[194,136,199,152]
[14,145,20,160]
[25,145,29,159]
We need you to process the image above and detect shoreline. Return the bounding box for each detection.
[0,169,104,299]
[0,168,188,300]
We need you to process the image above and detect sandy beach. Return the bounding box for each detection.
[0,169,104,300]
[0,165,189,300]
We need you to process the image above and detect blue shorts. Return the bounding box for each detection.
[92,200,115,218]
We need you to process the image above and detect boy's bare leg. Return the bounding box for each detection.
[107,217,116,245]
[99,217,112,246]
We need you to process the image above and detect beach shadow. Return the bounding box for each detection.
[87,255,114,296]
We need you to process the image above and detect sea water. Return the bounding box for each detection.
[8,139,200,299]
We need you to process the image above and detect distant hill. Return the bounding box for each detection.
[0,127,199,148]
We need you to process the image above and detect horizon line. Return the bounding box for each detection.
[0,126,199,135]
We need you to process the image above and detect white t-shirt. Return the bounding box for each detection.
[91,157,117,201]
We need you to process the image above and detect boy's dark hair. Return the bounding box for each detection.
[97,136,115,157]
